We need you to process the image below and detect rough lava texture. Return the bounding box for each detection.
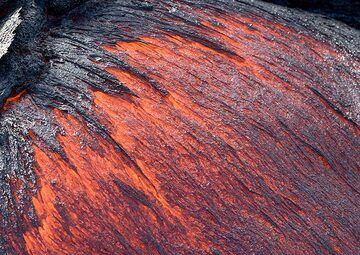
[0,0,359,254]
[0,8,22,60]
[264,0,360,29]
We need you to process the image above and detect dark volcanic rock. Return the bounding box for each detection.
[264,0,360,29]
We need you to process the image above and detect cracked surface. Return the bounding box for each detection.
[0,0,359,254]
[0,8,22,60]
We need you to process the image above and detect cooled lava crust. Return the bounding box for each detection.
[0,0,359,254]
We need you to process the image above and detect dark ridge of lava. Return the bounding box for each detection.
[264,0,360,29]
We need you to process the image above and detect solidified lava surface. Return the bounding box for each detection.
[0,1,359,254]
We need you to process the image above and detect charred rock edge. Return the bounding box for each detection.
[263,0,360,29]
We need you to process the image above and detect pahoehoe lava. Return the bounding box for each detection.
[0,0,359,254]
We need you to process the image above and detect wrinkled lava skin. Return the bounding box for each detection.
[0,1,359,255]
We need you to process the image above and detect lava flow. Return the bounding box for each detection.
[0,1,359,255]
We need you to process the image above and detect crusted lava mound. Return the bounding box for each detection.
[0,0,359,254]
